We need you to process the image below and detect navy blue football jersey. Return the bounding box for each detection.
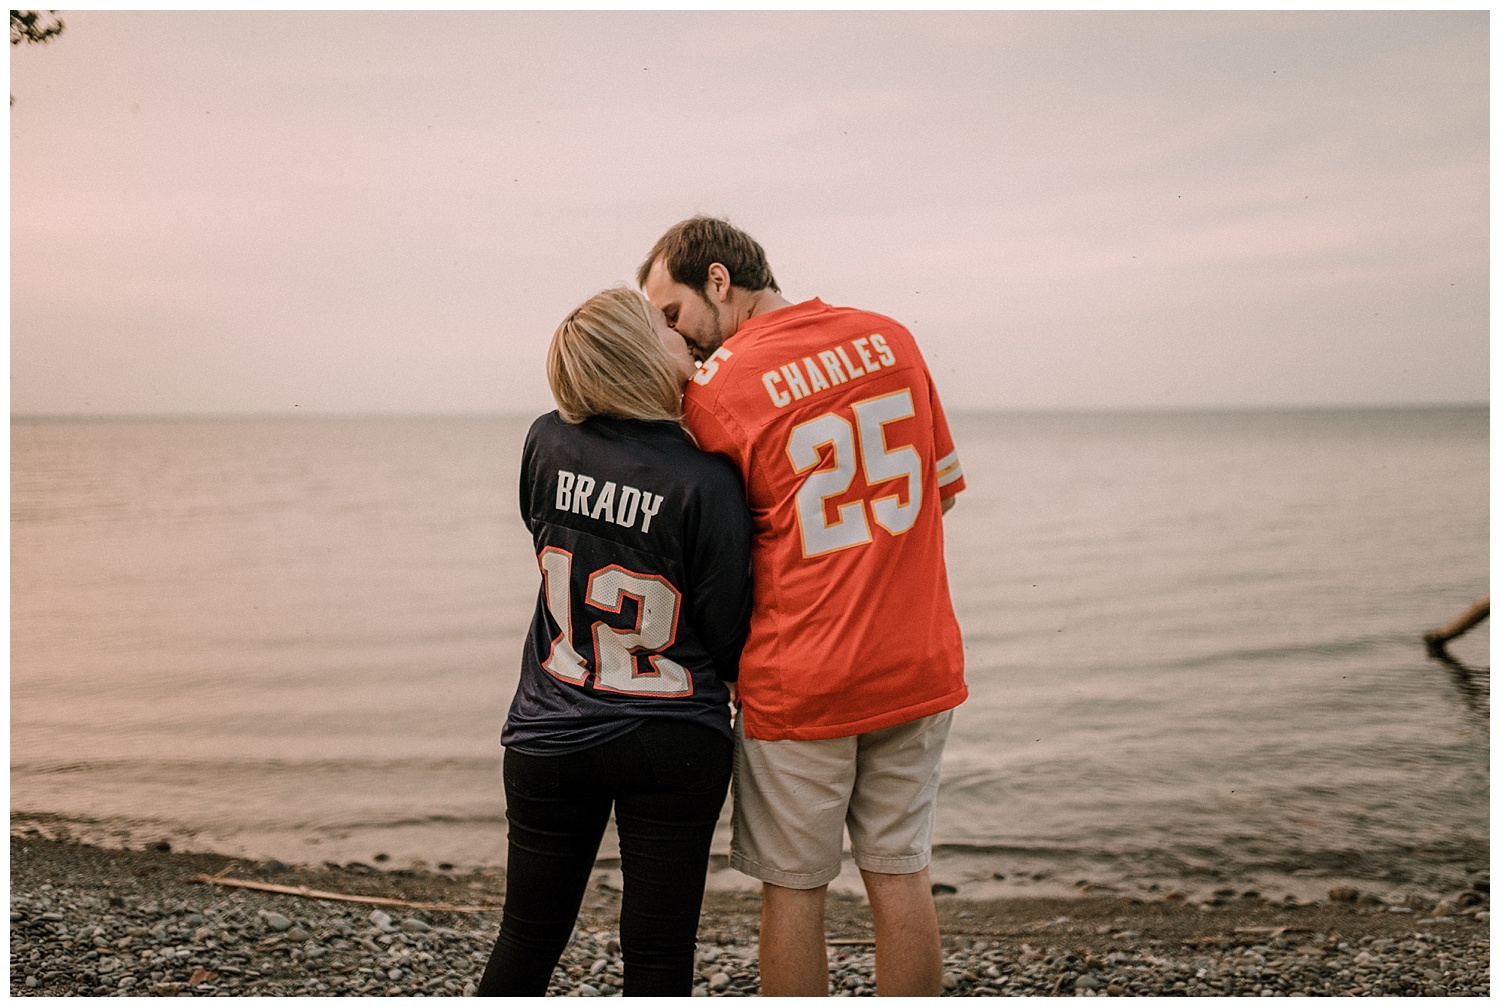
[502,412,753,755]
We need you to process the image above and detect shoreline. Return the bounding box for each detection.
[11,837,1489,996]
[14,810,1483,909]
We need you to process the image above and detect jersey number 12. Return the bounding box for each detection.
[536,548,692,696]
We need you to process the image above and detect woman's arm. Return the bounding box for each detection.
[683,462,755,688]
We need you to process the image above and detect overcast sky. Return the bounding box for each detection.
[9,10,1488,416]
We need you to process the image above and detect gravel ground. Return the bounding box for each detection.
[11,837,1490,996]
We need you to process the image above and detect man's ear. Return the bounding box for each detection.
[706,262,732,302]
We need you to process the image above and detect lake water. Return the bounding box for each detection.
[11,408,1488,901]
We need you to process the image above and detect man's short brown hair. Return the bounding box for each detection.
[637,216,780,294]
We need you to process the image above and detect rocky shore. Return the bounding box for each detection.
[11,837,1489,997]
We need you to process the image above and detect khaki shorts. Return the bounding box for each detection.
[730,709,952,889]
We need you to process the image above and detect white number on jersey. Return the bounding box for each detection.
[539,548,589,684]
[537,550,692,696]
[787,412,869,556]
[587,566,692,695]
[785,388,925,558]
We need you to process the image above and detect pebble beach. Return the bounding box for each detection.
[11,836,1489,997]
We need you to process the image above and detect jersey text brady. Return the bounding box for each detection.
[554,470,665,533]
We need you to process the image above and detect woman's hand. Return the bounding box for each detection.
[726,682,739,708]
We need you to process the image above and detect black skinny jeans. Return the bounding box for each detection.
[477,718,732,996]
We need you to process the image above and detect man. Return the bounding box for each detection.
[638,216,967,996]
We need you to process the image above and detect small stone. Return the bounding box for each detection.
[373,853,391,863]
[1074,975,1100,990]
[942,972,958,990]
[709,972,731,991]
[261,859,288,874]
[25,977,37,988]
[388,968,403,981]
[577,983,600,996]
[370,910,396,932]
[263,913,293,932]
[1328,886,1358,902]
[401,917,432,933]
[286,927,311,942]
[930,882,958,895]
[151,841,172,853]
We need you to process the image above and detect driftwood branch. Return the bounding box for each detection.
[1425,595,1490,655]
[186,873,501,914]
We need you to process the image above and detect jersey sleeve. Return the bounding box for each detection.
[681,461,754,683]
[518,419,540,533]
[926,372,966,500]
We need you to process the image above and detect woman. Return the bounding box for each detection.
[477,287,753,996]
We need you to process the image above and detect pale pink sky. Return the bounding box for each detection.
[9,10,1488,415]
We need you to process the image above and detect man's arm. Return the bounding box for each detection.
[941,495,956,515]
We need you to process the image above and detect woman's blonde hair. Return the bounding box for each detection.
[547,287,683,424]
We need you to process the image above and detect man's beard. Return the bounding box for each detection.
[686,293,727,363]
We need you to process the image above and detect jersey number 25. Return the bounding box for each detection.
[786,388,923,558]
[536,548,692,697]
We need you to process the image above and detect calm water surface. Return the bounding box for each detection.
[11,409,1487,899]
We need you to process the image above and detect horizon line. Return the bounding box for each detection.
[9,401,1489,423]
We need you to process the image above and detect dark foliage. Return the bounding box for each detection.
[11,10,65,46]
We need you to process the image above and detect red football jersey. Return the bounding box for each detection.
[682,298,967,741]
